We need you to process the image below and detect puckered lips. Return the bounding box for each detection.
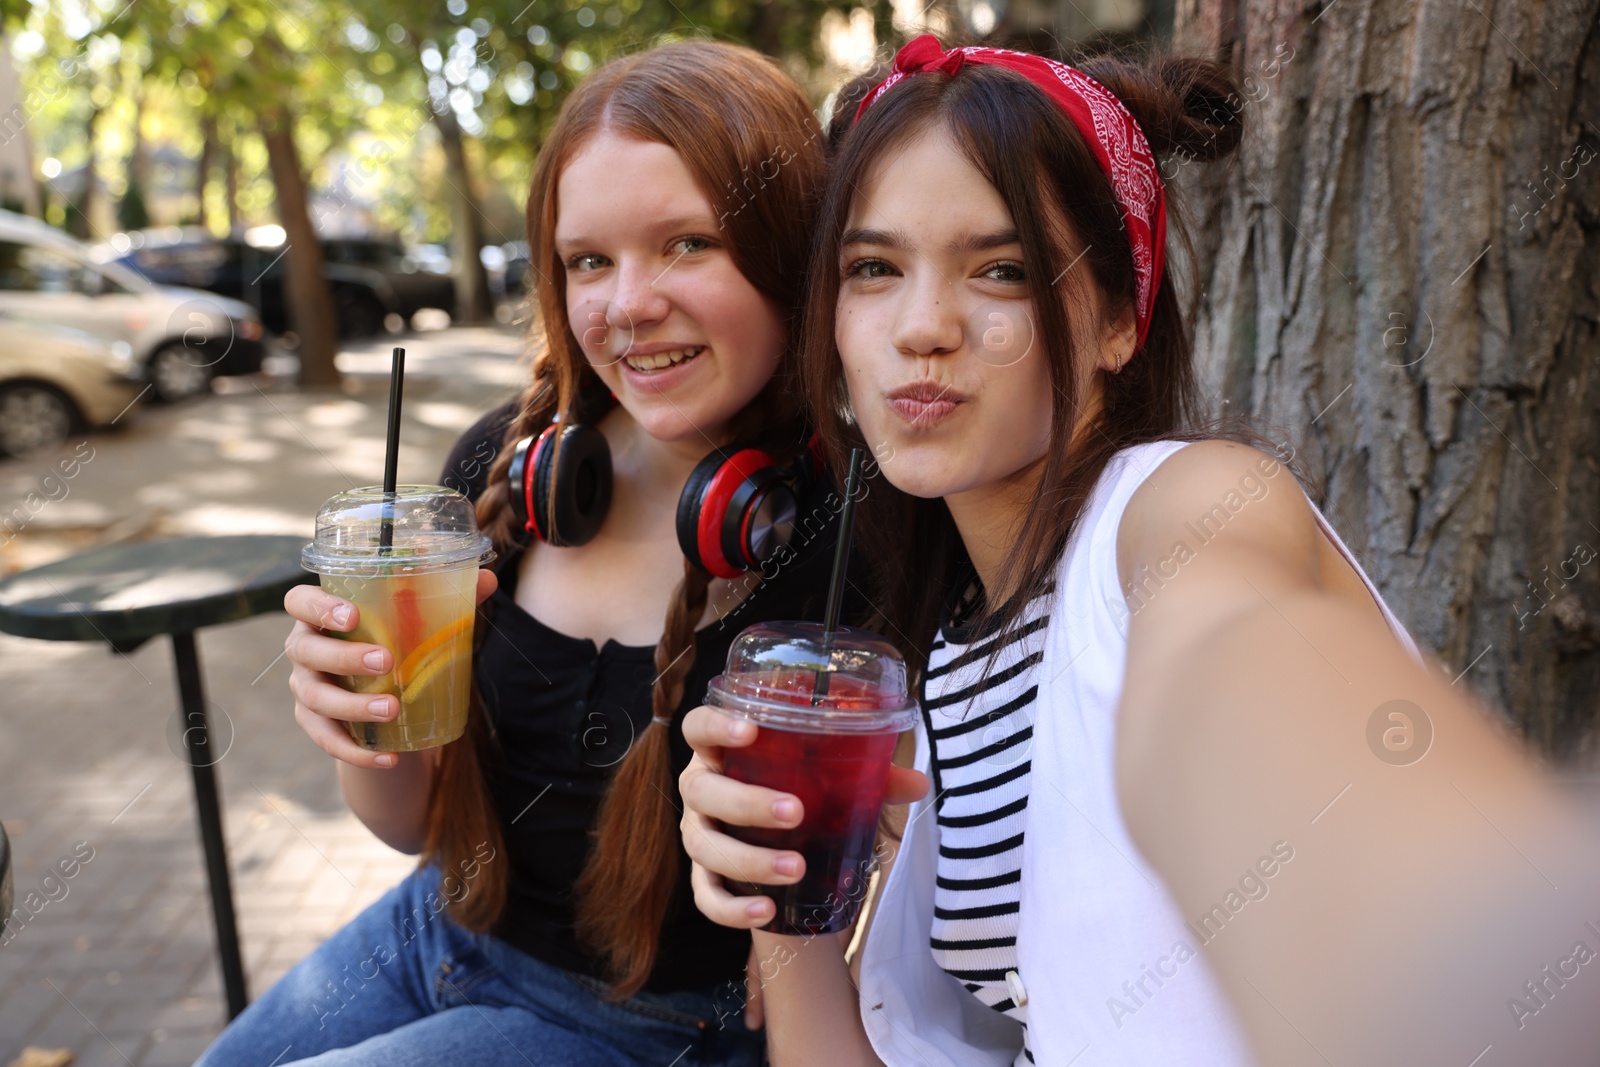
[887,379,968,428]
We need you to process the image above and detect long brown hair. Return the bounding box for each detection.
[804,50,1252,667]
[418,40,824,998]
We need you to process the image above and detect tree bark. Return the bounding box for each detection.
[118,78,149,231]
[195,111,216,229]
[128,77,148,192]
[260,109,342,388]
[1173,0,1600,758]
[222,119,241,237]
[432,106,494,325]
[746,2,784,57]
[68,100,101,239]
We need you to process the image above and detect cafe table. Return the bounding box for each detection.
[0,535,316,1019]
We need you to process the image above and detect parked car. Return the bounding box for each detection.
[0,313,144,457]
[0,212,265,403]
[106,233,456,341]
[321,238,458,323]
[498,241,531,297]
[405,244,454,277]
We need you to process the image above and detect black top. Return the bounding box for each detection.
[441,400,856,992]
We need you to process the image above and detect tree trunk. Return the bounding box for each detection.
[432,106,494,325]
[195,112,216,229]
[128,77,148,191]
[1173,0,1600,758]
[222,119,241,237]
[118,80,149,231]
[68,100,101,239]
[260,109,342,388]
[746,2,784,57]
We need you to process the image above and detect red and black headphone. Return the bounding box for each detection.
[507,391,820,579]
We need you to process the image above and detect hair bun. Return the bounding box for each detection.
[1079,55,1244,164]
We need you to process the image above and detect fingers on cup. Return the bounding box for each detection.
[286,585,356,631]
[293,671,396,724]
[885,766,932,805]
[684,767,803,831]
[682,810,803,887]
[690,858,777,929]
[288,626,391,677]
[682,705,755,752]
[294,701,396,769]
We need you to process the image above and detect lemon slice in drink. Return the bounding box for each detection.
[400,642,461,705]
[397,616,473,688]
[342,612,397,695]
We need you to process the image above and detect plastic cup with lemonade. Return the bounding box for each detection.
[302,485,492,752]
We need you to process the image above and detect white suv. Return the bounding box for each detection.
[0,211,266,402]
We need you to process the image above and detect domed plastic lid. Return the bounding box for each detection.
[705,621,918,733]
[301,484,493,577]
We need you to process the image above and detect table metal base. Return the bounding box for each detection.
[171,630,249,1019]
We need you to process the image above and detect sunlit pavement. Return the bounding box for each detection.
[0,322,532,1065]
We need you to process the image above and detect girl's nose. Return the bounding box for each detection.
[609,259,672,332]
[890,273,963,358]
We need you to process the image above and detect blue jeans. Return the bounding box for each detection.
[195,867,763,1066]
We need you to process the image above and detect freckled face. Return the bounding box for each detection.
[555,132,786,445]
[834,126,1054,500]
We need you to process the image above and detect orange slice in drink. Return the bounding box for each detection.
[397,616,473,688]
[400,642,461,705]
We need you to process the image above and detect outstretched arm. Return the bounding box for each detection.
[1115,440,1600,1066]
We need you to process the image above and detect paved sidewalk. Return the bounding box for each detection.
[0,324,532,1065]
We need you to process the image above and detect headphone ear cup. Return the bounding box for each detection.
[516,426,562,541]
[724,475,796,571]
[541,424,613,547]
[508,435,535,533]
[722,444,818,570]
[676,450,729,572]
[529,426,559,543]
[681,448,782,579]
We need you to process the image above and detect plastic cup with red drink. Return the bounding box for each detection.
[706,620,918,935]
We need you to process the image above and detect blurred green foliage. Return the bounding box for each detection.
[4,0,899,243]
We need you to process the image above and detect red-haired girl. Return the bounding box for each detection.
[200,40,838,1066]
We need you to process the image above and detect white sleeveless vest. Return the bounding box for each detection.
[858,440,1420,1066]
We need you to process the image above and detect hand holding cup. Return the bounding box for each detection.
[284,568,497,769]
[680,621,929,935]
[299,485,495,754]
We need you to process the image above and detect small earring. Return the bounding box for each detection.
[1114,350,1123,374]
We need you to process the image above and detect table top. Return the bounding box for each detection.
[0,535,316,644]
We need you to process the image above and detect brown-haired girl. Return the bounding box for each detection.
[680,35,1600,1067]
[199,40,839,1066]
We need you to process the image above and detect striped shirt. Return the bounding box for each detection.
[923,581,1051,1062]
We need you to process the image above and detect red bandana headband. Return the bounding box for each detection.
[855,34,1167,351]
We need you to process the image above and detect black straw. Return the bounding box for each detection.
[812,448,865,705]
[371,346,406,748]
[379,347,405,553]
